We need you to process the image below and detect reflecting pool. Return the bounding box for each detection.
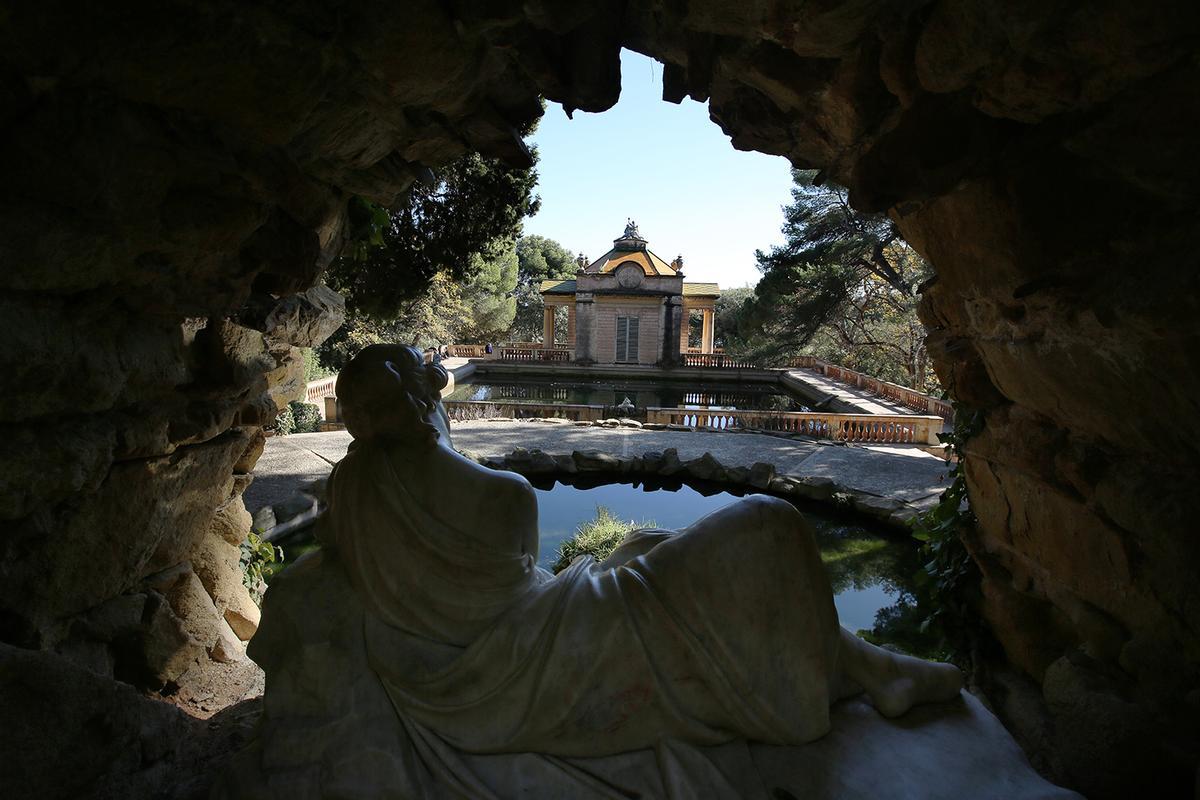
[269,476,941,658]
[445,375,810,411]
[533,479,921,638]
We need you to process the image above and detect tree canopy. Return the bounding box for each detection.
[511,234,577,341]
[317,273,471,370]
[316,127,541,369]
[714,286,754,350]
[732,170,937,390]
[325,151,540,320]
[460,239,519,342]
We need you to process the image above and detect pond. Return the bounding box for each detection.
[268,478,941,658]
[444,375,810,412]
[533,479,920,637]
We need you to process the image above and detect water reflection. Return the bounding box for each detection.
[445,376,809,411]
[267,477,942,658]
[532,478,935,653]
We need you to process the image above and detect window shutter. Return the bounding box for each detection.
[627,316,639,362]
[615,316,628,362]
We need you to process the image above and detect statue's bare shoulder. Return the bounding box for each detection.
[428,445,538,548]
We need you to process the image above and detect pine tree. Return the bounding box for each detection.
[512,235,577,341]
[735,170,937,390]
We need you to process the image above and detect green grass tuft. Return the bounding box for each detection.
[551,506,654,574]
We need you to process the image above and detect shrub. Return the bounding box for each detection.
[273,405,296,436]
[289,400,322,434]
[551,506,655,574]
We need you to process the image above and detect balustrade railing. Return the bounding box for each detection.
[644,407,942,445]
[304,376,338,405]
[448,343,490,358]
[443,400,604,422]
[681,353,757,369]
[499,347,573,363]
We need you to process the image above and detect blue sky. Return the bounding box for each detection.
[524,50,795,289]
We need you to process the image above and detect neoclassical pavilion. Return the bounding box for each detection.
[539,222,720,365]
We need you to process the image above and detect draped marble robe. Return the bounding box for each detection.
[323,438,842,758]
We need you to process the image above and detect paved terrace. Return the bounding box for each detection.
[246,421,951,521]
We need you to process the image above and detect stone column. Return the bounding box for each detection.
[566,304,576,349]
[662,295,683,366]
[680,306,691,352]
[542,305,555,348]
[701,308,715,353]
[573,293,595,364]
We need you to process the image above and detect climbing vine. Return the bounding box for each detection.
[910,405,985,659]
[240,530,282,606]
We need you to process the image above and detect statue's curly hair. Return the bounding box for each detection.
[335,344,449,444]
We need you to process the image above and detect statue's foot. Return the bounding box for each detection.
[867,654,963,718]
[839,629,964,718]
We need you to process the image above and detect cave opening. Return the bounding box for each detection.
[2,4,1198,799]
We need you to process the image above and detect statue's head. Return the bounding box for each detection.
[335,344,450,445]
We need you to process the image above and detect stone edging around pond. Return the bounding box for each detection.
[456,415,848,445]
[331,414,847,444]
[255,443,931,544]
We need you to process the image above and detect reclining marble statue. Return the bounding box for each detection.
[216,344,1075,799]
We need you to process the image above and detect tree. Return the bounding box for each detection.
[460,239,519,342]
[316,118,541,369]
[326,151,540,320]
[512,235,577,341]
[317,272,471,370]
[713,286,754,350]
[734,170,938,391]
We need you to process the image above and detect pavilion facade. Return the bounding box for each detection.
[538,222,720,366]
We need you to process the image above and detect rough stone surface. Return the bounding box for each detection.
[0,643,257,800]
[210,491,253,546]
[573,449,621,472]
[189,531,260,642]
[748,461,776,490]
[683,452,728,482]
[1,2,1197,795]
[138,590,206,687]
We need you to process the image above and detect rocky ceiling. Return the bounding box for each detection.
[1,1,1197,797]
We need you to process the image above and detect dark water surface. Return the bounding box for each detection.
[445,376,810,411]
[533,480,920,637]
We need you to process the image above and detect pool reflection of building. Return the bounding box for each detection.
[539,221,720,366]
[450,378,808,412]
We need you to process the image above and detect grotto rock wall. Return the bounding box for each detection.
[1,2,1198,797]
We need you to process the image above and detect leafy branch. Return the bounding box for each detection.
[910,405,985,659]
[240,530,282,606]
